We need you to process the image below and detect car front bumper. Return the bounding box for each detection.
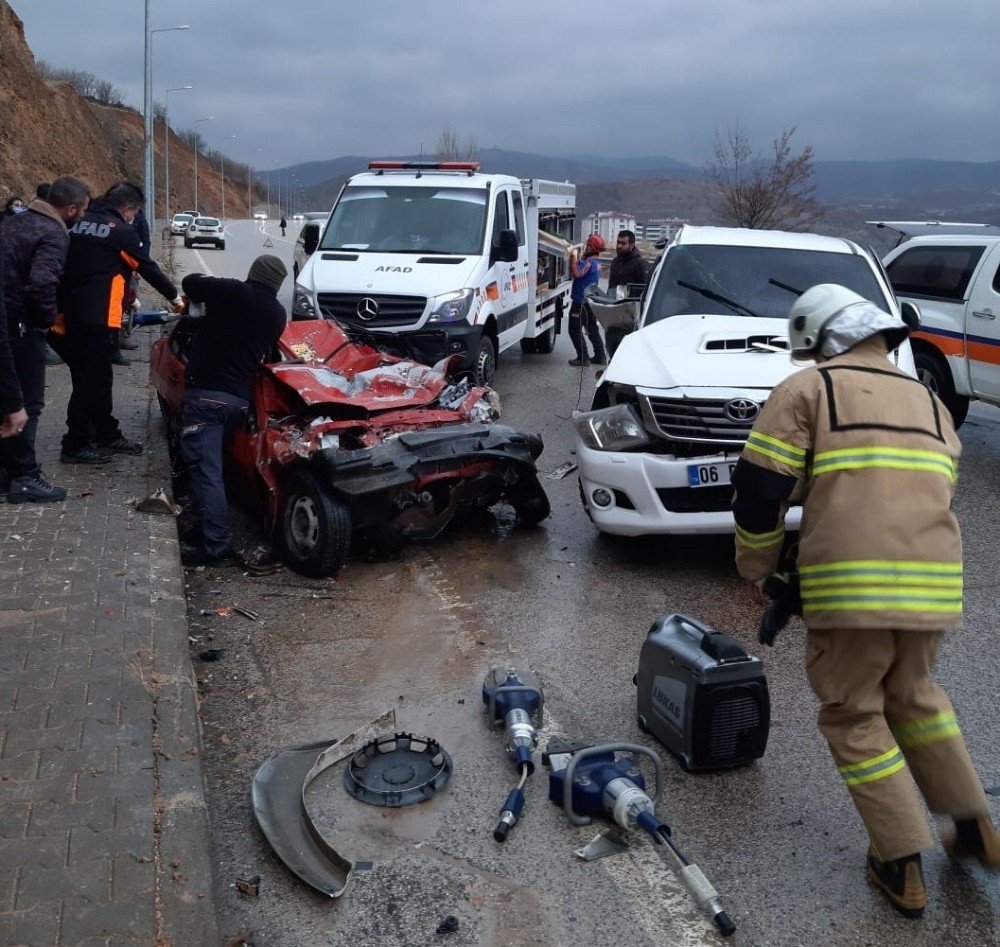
[576,439,802,536]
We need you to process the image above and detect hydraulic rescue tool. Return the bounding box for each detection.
[544,740,736,938]
[482,668,544,842]
[636,614,770,770]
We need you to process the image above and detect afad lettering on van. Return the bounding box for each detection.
[69,220,112,238]
[374,265,412,273]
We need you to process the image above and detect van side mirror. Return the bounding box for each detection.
[900,300,921,330]
[493,229,518,264]
[623,281,646,301]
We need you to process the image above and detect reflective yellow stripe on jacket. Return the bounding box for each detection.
[810,447,957,480]
[799,560,963,615]
[838,746,906,786]
[735,524,785,550]
[745,432,807,468]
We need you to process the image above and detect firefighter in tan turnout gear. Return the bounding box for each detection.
[732,284,999,918]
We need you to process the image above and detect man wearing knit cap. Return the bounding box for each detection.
[177,254,288,566]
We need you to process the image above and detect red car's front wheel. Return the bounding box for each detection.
[279,469,351,577]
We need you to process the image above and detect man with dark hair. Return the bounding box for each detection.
[608,230,648,292]
[50,182,183,464]
[178,254,288,566]
[35,183,51,201]
[0,175,90,501]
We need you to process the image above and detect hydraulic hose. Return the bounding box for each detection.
[494,762,529,842]
[635,812,736,938]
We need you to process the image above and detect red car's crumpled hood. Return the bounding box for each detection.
[266,320,446,411]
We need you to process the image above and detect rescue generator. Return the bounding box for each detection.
[636,614,770,770]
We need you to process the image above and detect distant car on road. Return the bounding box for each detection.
[170,213,194,236]
[184,216,226,250]
[253,211,268,220]
[291,213,304,220]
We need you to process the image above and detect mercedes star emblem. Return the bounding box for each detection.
[723,398,760,423]
[356,297,379,321]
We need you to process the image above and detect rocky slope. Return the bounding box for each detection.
[0,0,250,219]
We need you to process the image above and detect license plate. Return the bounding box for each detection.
[687,461,736,488]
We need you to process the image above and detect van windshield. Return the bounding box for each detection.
[321,186,488,255]
[644,245,890,325]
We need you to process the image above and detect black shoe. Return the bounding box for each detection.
[866,850,925,918]
[60,446,113,465]
[100,436,143,455]
[592,354,608,366]
[180,543,240,567]
[568,356,591,367]
[8,473,68,504]
[111,354,131,367]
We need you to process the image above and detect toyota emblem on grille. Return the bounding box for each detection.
[724,398,760,423]
[356,297,379,321]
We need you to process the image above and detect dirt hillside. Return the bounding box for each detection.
[0,0,251,219]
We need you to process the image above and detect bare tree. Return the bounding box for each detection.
[92,78,125,107]
[435,124,477,162]
[705,125,823,231]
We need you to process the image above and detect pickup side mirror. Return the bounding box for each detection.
[622,281,647,301]
[493,229,518,264]
[900,300,922,330]
[302,224,319,256]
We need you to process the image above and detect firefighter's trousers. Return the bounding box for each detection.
[806,627,988,861]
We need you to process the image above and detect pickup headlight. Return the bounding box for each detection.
[427,288,475,323]
[293,287,317,318]
[573,403,651,451]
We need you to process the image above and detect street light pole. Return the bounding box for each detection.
[192,116,214,214]
[143,17,189,230]
[220,134,239,220]
[163,85,192,221]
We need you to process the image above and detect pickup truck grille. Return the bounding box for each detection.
[643,395,758,446]
[317,293,426,328]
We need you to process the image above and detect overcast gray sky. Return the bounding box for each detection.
[13,0,998,171]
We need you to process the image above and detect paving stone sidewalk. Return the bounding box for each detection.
[0,331,218,945]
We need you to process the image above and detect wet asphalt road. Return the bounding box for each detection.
[170,220,999,947]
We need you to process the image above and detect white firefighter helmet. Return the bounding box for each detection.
[788,283,905,359]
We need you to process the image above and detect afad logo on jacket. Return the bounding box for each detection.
[69,220,114,238]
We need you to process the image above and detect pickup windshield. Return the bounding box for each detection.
[644,245,890,325]
[321,185,488,255]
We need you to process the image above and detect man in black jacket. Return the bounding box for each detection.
[603,230,650,359]
[50,182,183,464]
[0,257,29,441]
[179,254,288,566]
[0,176,90,501]
[608,230,649,292]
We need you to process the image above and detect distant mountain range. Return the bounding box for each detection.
[265,149,1000,239]
[265,148,999,200]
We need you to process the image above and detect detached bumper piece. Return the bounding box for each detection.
[251,710,394,899]
[314,423,546,532]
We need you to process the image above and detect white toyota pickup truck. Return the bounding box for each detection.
[877,221,1000,427]
[574,225,915,536]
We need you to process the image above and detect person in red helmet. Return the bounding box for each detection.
[567,234,607,367]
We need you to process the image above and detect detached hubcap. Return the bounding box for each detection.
[289,495,320,552]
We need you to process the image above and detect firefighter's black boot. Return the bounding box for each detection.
[944,814,1000,869]
[866,849,925,918]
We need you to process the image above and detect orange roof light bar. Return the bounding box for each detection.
[368,160,480,172]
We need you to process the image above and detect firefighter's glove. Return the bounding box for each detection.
[757,572,801,647]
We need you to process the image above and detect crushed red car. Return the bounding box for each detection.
[150,317,550,576]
